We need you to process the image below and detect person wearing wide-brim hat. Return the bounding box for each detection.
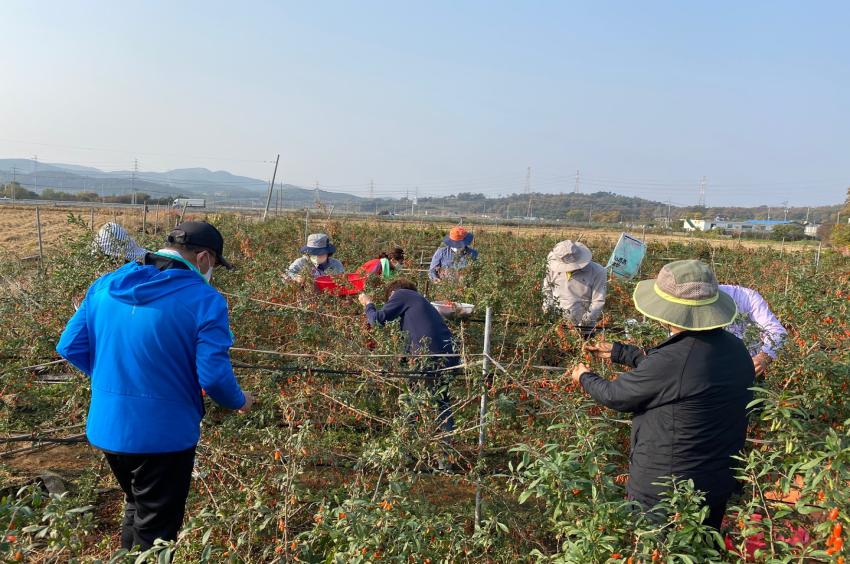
[570,260,753,530]
[92,222,149,262]
[542,240,607,334]
[428,227,478,282]
[284,233,345,282]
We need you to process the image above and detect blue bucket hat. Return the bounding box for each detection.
[300,233,336,255]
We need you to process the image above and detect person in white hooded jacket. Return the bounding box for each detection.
[542,240,607,334]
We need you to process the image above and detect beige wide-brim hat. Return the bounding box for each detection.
[547,240,592,273]
[633,260,738,331]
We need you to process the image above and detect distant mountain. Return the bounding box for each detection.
[109,167,269,195]
[0,159,273,201]
[46,162,107,174]
[0,159,370,206]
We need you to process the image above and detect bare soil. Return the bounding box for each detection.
[3,442,99,474]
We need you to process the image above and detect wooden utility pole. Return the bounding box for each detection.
[262,154,281,221]
[35,208,44,269]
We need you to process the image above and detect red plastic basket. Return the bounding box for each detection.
[314,273,366,296]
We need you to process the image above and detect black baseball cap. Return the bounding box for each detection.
[166,221,234,270]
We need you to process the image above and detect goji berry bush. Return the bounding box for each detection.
[0,212,848,563]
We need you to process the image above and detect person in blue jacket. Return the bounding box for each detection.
[56,221,253,551]
[428,226,478,282]
[358,279,458,457]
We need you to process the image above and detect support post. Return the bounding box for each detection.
[142,204,148,234]
[815,241,822,272]
[262,154,280,221]
[474,306,493,529]
[35,208,44,270]
[89,208,95,231]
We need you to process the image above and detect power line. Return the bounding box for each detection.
[0,137,275,164]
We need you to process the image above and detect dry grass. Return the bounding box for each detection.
[0,205,182,257]
[0,204,808,259]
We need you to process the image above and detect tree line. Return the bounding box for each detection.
[0,181,174,206]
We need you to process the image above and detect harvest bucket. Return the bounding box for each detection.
[314,273,366,296]
[431,300,475,319]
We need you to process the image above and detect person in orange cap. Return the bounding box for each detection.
[428,227,478,282]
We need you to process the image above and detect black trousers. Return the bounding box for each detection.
[104,447,196,550]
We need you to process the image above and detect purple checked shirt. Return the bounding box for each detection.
[719,284,787,359]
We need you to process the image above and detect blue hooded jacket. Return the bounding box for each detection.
[56,259,246,454]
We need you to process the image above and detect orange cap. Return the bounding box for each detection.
[449,227,468,241]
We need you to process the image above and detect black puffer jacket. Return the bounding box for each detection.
[580,329,754,505]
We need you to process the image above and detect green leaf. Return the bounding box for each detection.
[517,490,534,504]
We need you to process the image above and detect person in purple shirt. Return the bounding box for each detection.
[719,284,787,376]
[358,279,457,439]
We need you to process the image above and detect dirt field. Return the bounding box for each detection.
[0,204,813,257]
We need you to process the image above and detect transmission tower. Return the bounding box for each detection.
[574,169,580,193]
[524,166,532,218]
[314,180,320,207]
[698,176,706,207]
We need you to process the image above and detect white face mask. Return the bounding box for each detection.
[450,247,458,253]
[155,249,213,284]
[310,254,328,266]
[201,256,213,282]
[196,251,214,283]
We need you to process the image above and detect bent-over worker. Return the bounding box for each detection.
[358,279,457,447]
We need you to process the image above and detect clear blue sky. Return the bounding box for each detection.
[1,1,848,206]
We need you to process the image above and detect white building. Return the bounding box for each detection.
[682,218,803,233]
[804,224,821,237]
